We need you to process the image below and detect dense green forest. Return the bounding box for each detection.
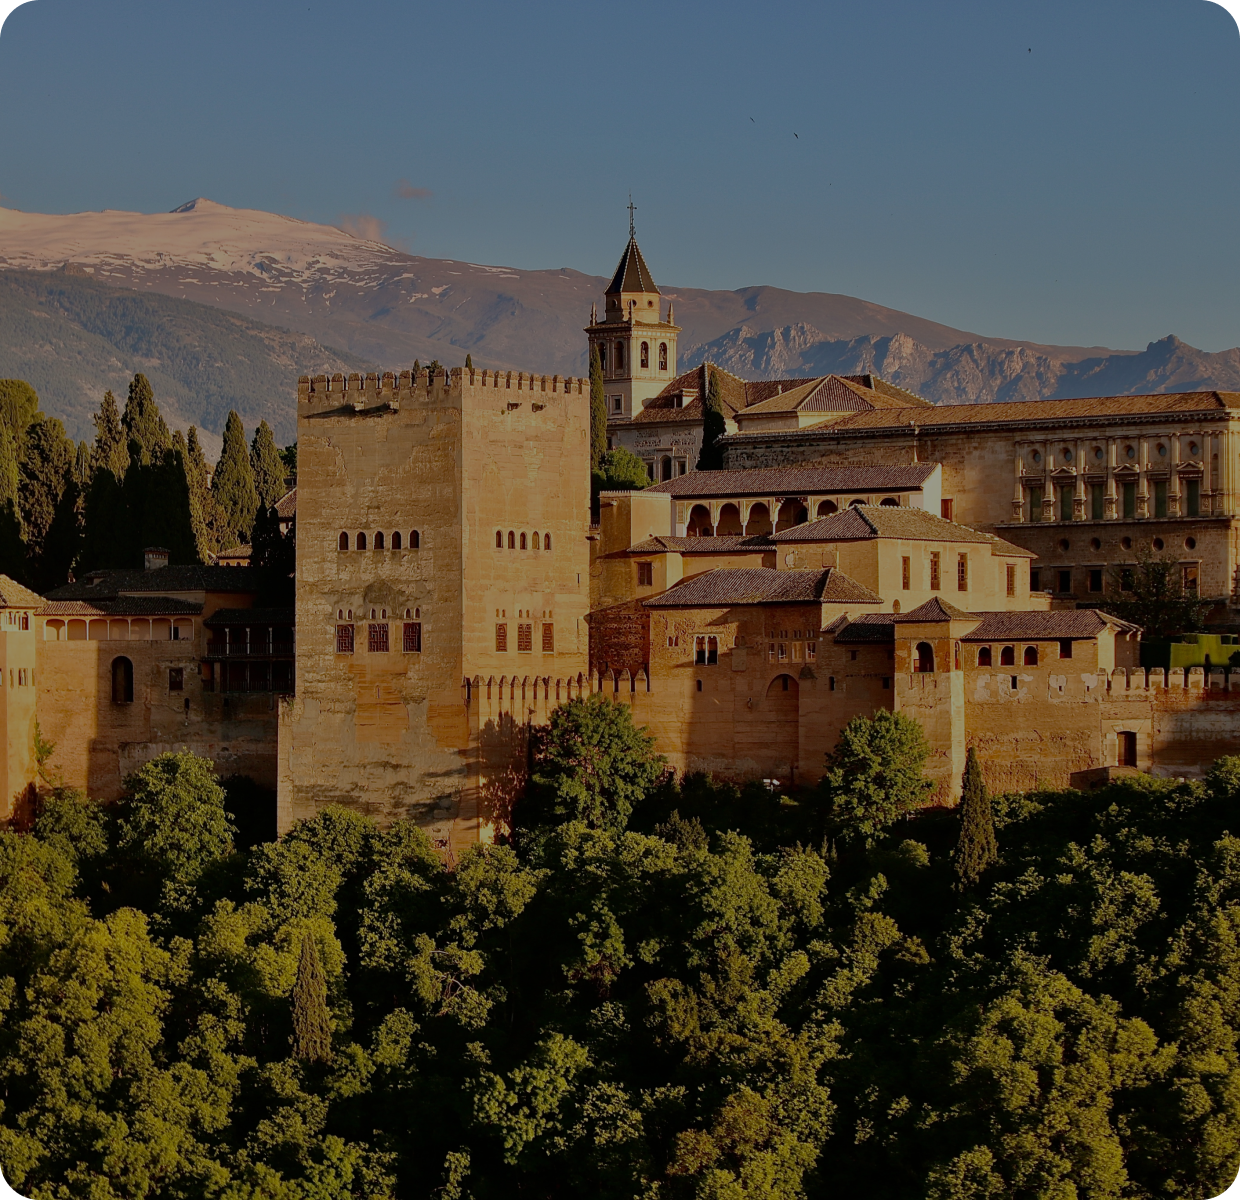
[0,375,294,591]
[0,270,369,446]
[4,701,1239,1198]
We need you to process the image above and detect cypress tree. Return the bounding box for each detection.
[19,416,75,570]
[80,465,126,571]
[186,427,228,559]
[696,366,726,471]
[952,746,998,887]
[0,421,25,581]
[121,374,172,466]
[92,390,129,480]
[212,411,260,546]
[250,420,286,509]
[137,436,197,565]
[39,472,84,590]
[291,930,333,1062]
[589,345,607,475]
[464,353,473,370]
[0,379,39,445]
[279,442,297,488]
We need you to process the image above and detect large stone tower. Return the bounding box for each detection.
[586,211,680,422]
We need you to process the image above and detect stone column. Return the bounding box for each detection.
[1137,437,1149,517]
[1169,433,1182,516]
[1074,439,1086,519]
[1012,449,1025,521]
[1105,438,1118,518]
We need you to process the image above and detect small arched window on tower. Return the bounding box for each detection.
[392,531,402,550]
[640,342,649,368]
[374,531,385,550]
[659,342,668,370]
[496,530,503,549]
[357,532,367,551]
[1024,646,1039,666]
[915,642,935,673]
[339,532,349,551]
[508,531,515,549]
[598,343,607,371]
[411,530,420,548]
[615,342,625,370]
[532,531,540,550]
[520,532,527,550]
[978,646,992,667]
[544,533,552,551]
[111,656,134,704]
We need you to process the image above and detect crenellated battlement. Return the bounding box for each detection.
[297,367,587,414]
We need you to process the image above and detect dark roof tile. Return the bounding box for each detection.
[47,565,268,601]
[642,567,881,608]
[606,237,659,295]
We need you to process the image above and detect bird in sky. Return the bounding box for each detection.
[794,132,799,139]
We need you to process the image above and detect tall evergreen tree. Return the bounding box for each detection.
[279,442,297,488]
[0,421,25,581]
[18,416,75,573]
[39,473,84,590]
[139,437,197,565]
[121,373,171,466]
[0,379,39,449]
[952,746,998,887]
[464,353,473,370]
[696,367,726,471]
[80,467,127,572]
[291,931,333,1063]
[185,426,228,559]
[91,390,129,480]
[589,345,607,475]
[212,410,260,546]
[250,420,286,509]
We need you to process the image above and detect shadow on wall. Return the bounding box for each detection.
[477,712,529,839]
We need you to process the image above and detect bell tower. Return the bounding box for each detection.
[585,202,680,422]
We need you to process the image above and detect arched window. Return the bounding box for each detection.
[1024,646,1038,666]
[544,533,552,550]
[640,341,649,368]
[661,456,672,481]
[496,530,503,549]
[598,343,607,370]
[849,498,866,508]
[880,497,899,506]
[411,530,420,548]
[978,646,992,666]
[111,656,133,704]
[532,531,540,550]
[520,532,527,550]
[915,642,934,673]
[1000,646,1015,666]
[615,342,625,370]
[338,532,349,551]
[659,342,668,370]
[392,531,402,550]
[508,531,515,549]
[375,531,385,550]
[817,500,838,517]
[357,532,367,551]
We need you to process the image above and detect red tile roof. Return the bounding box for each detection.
[768,504,1035,557]
[642,567,881,607]
[0,574,44,609]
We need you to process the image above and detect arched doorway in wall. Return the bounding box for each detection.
[764,673,800,777]
[686,504,714,536]
[715,503,743,535]
[816,499,838,518]
[775,499,809,532]
[744,503,772,536]
[1118,730,1138,767]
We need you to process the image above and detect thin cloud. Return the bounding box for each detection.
[394,179,433,200]
[335,212,411,252]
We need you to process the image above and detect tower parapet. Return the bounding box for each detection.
[297,369,587,416]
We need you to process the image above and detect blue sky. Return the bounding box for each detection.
[0,0,1237,352]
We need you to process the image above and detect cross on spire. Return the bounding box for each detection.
[628,195,637,239]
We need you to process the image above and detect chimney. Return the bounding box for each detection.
[144,547,169,571]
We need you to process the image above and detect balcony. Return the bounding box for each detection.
[206,640,294,659]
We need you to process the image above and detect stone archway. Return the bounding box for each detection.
[686,504,713,536]
[716,503,743,535]
[744,503,772,536]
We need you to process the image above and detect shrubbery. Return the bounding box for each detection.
[1,708,1239,1197]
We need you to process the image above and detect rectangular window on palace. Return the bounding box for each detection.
[495,623,507,652]
[336,624,354,654]
[1059,486,1073,522]
[517,623,532,652]
[1058,569,1072,593]
[778,643,787,661]
[1029,487,1043,521]
[1120,568,1135,592]
[930,552,941,590]
[1155,480,1168,518]
[902,556,911,590]
[957,553,968,591]
[1006,563,1016,596]
[1089,568,1103,593]
[1187,479,1201,517]
[768,642,776,662]
[940,499,954,521]
[637,562,653,587]
[1123,482,1136,518]
[1059,639,1073,659]
[1091,484,1104,520]
[807,641,816,661]
[368,623,389,653]
[403,622,421,652]
[1030,568,1041,592]
[169,667,184,691]
[1183,564,1199,594]
[542,623,554,653]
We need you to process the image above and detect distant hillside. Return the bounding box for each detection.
[3,199,1240,425]
[0,268,370,453]
[692,326,1240,405]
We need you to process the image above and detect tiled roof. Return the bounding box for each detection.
[606,237,659,295]
[776,392,1240,438]
[204,607,295,627]
[742,378,821,405]
[629,363,750,425]
[832,613,897,643]
[643,567,881,608]
[737,374,931,418]
[0,574,44,609]
[41,597,203,617]
[892,597,974,622]
[275,488,297,519]
[646,464,938,498]
[627,535,773,554]
[768,504,1037,557]
[960,610,1134,640]
[47,565,267,601]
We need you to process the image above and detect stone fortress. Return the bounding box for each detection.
[3,228,1240,846]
